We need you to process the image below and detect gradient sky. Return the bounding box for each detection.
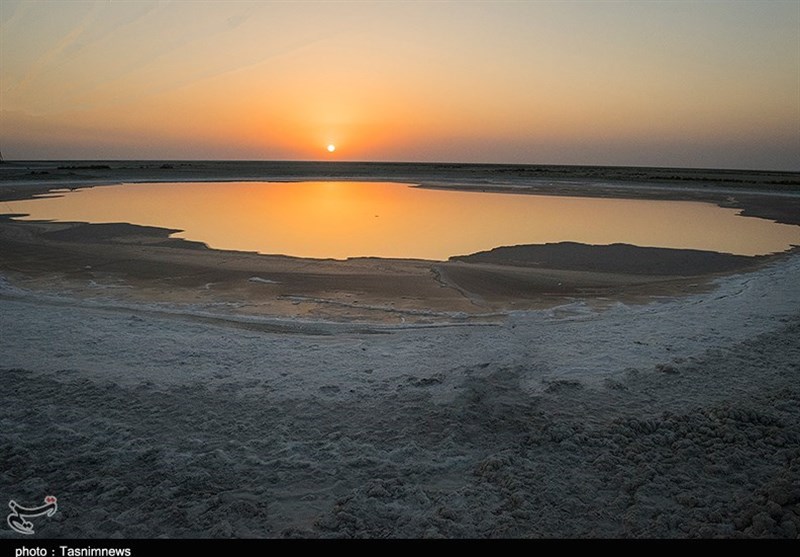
[1,0,798,169]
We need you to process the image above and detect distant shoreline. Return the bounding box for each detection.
[3,158,800,173]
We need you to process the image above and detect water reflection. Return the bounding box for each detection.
[6,181,800,259]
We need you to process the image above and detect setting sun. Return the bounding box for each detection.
[327,144,336,153]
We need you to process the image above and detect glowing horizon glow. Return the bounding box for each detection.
[0,1,798,169]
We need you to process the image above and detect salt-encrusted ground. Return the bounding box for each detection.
[1,253,798,538]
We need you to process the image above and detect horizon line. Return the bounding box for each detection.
[1,159,798,174]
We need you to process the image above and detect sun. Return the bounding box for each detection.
[327,144,336,153]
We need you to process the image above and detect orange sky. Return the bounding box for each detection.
[1,1,798,169]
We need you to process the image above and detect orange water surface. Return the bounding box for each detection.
[6,181,800,259]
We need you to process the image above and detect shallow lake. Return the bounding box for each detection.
[6,181,800,259]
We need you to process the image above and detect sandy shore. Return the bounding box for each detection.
[0,214,777,323]
[1,162,799,538]
[1,251,799,538]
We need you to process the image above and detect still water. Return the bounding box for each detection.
[6,181,800,259]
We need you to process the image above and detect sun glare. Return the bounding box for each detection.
[327,144,336,153]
